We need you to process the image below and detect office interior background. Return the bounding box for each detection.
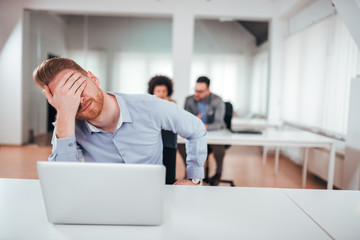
[1,0,360,189]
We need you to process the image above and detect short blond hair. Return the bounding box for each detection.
[33,57,87,89]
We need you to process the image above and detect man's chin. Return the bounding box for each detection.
[76,89,104,121]
[76,110,102,121]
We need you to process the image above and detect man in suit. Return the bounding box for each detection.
[179,76,226,186]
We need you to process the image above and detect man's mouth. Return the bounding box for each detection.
[81,101,92,112]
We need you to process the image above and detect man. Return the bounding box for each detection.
[179,76,225,186]
[33,57,207,186]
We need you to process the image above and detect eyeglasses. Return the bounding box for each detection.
[195,88,209,94]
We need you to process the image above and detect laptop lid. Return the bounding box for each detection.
[37,161,165,225]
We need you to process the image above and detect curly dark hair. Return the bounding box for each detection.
[147,75,174,97]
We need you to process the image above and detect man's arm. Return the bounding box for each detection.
[43,71,86,162]
[154,98,207,180]
[48,132,83,162]
[183,96,193,113]
[206,97,225,131]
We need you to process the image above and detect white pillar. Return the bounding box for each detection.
[0,18,23,144]
[172,13,194,108]
[267,18,286,123]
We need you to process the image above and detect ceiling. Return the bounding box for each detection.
[238,20,269,46]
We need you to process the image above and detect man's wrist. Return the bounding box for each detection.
[56,113,76,139]
[57,111,76,122]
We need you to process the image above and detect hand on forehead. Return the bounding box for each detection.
[48,69,85,93]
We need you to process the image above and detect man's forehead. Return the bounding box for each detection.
[195,82,208,89]
[48,69,76,89]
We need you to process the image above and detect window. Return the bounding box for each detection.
[66,50,107,90]
[281,14,360,135]
[191,54,249,114]
[113,52,173,94]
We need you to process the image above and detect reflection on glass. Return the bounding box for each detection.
[25,11,172,141]
[61,15,173,93]
[191,18,269,118]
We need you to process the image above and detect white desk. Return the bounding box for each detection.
[231,118,281,131]
[283,189,360,240]
[179,129,336,189]
[0,179,330,240]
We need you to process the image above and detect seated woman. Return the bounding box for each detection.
[148,75,176,103]
[148,75,177,184]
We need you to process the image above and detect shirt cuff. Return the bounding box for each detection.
[55,135,77,154]
[186,167,204,179]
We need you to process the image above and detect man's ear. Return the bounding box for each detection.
[87,71,100,86]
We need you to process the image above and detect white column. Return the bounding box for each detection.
[171,13,194,108]
[0,18,23,144]
[267,18,286,123]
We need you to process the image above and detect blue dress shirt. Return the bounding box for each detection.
[198,96,210,123]
[49,93,207,179]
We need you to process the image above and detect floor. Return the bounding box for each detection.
[0,143,327,189]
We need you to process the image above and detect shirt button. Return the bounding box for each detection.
[69,143,73,147]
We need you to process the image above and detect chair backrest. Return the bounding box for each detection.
[223,102,233,150]
[161,130,177,185]
[224,101,233,130]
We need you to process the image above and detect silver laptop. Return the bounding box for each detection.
[37,161,165,225]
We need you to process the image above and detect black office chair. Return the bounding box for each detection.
[204,101,235,187]
[162,130,177,185]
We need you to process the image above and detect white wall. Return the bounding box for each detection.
[0,20,23,145]
[193,19,255,54]
[287,0,335,35]
[64,15,172,52]
[328,0,360,49]
[0,0,30,50]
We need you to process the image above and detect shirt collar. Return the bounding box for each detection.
[113,93,132,123]
[85,92,132,133]
[85,113,123,133]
